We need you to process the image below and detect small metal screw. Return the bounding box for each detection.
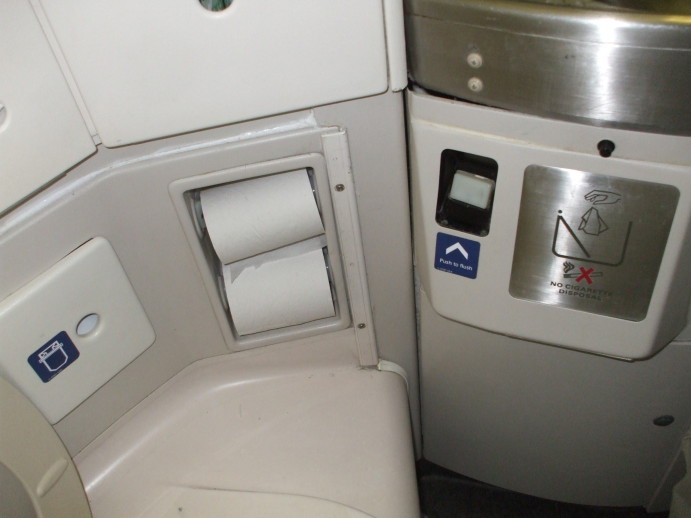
[467,52,483,69]
[335,184,345,192]
[357,323,366,329]
[468,77,484,93]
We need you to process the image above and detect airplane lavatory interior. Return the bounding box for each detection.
[1,0,690,517]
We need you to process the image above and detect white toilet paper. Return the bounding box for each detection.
[223,242,335,336]
[225,235,327,282]
[200,170,324,264]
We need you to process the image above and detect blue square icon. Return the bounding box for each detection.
[434,232,481,279]
[27,331,80,383]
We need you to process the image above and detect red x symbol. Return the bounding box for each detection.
[576,267,594,284]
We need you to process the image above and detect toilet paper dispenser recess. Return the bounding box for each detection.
[169,151,358,352]
[197,169,337,337]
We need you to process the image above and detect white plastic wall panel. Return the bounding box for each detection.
[39,0,389,147]
[409,90,691,360]
[0,0,95,213]
[418,291,691,507]
[0,238,155,423]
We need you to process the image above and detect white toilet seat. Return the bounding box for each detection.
[75,334,419,518]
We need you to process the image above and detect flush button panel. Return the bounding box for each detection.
[436,149,498,236]
[510,165,679,321]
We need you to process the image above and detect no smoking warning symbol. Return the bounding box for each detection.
[563,261,602,285]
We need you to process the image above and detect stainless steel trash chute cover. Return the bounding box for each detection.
[404,0,691,135]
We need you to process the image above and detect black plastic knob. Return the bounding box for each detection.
[597,139,615,158]
[653,415,675,427]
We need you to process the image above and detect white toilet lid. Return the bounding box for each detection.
[0,376,91,518]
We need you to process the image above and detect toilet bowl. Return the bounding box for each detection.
[1,332,419,518]
[0,375,91,518]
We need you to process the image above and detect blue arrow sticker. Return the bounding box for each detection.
[434,232,481,279]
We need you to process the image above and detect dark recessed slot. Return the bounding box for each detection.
[436,149,498,236]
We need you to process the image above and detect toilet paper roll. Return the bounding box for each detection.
[223,242,335,336]
[200,170,324,264]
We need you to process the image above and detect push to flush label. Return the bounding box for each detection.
[434,232,481,279]
[28,331,80,383]
[509,165,679,321]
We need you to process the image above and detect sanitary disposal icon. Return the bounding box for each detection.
[579,207,608,236]
[552,188,632,266]
[28,330,80,383]
[38,340,69,372]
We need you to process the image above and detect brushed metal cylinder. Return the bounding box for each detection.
[405,0,691,135]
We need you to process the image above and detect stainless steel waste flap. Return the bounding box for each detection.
[404,0,691,135]
[510,165,679,321]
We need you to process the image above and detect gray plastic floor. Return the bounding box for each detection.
[418,461,669,518]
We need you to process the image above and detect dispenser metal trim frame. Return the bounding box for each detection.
[169,127,378,364]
